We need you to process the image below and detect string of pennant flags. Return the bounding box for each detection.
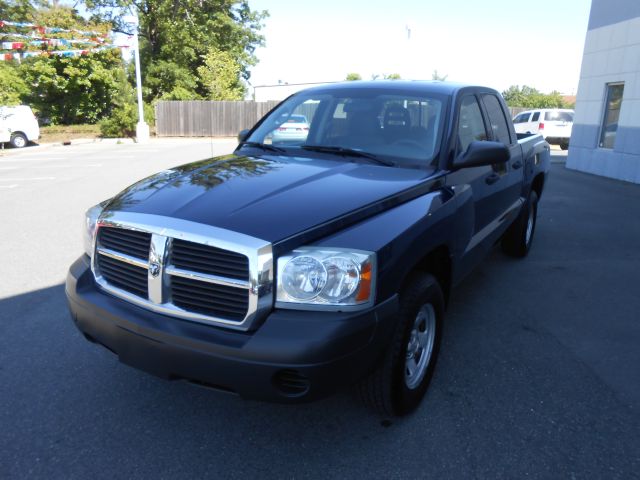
[0,19,133,61]
[0,20,107,38]
[2,38,114,49]
[1,48,115,61]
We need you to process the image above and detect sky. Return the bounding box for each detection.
[247,0,592,95]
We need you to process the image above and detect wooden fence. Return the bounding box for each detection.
[155,101,530,137]
[155,100,280,137]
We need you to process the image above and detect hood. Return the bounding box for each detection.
[104,153,437,243]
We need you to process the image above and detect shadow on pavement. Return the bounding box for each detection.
[1,164,639,478]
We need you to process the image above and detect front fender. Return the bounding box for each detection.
[312,188,458,302]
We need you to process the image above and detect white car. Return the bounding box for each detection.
[0,105,40,148]
[271,114,310,144]
[513,108,573,150]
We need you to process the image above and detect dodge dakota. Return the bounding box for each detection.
[66,81,550,415]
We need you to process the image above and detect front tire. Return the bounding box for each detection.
[10,133,28,148]
[501,190,538,257]
[359,273,444,416]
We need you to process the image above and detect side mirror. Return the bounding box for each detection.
[238,129,250,143]
[453,141,510,169]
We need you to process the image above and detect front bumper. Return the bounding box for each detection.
[66,255,399,402]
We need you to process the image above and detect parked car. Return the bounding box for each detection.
[0,105,40,148]
[513,108,573,150]
[270,114,310,143]
[66,81,550,416]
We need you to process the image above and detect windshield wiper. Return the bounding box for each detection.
[238,141,287,154]
[301,145,395,167]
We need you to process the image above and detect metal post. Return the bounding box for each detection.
[125,12,150,143]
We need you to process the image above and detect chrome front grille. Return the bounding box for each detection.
[99,227,151,260]
[96,253,148,297]
[91,213,273,331]
[171,239,249,280]
[171,276,248,320]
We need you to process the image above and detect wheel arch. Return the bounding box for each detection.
[532,172,545,199]
[402,245,452,307]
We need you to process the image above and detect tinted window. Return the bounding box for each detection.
[545,111,574,122]
[457,96,487,153]
[600,83,624,149]
[482,94,511,144]
[247,90,446,165]
[531,112,540,122]
[514,112,529,123]
[288,115,309,123]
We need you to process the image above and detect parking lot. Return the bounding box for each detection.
[1,141,639,478]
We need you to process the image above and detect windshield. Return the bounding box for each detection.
[244,89,447,167]
[545,111,574,122]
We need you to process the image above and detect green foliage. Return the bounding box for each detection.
[20,49,127,124]
[197,47,245,100]
[144,60,200,100]
[502,85,568,108]
[100,101,154,138]
[84,0,268,101]
[0,0,36,22]
[2,1,268,126]
[345,73,362,81]
[431,70,448,81]
[383,73,401,80]
[0,62,28,105]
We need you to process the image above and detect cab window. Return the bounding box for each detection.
[482,94,512,145]
[457,96,487,154]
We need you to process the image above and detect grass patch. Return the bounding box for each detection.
[39,124,102,144]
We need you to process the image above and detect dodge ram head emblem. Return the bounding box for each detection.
[149,262,161,277]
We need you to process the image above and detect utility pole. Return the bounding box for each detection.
[124,12,149,143]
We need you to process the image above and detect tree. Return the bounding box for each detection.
[431,69,448,81]
[0,63,28,105]
[83,0,268,101]
[197,47,245,100]
[0,0,36,22]
[20,49,128,124]
[345,72,361,81]
[144,60,199,100]
[502,85,568,108]
[384,73,401,80]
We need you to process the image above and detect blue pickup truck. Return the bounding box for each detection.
[66,81,550,416]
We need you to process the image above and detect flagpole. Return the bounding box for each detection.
[124,12,149,143]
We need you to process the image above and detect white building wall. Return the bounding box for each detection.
[568,12,640,183]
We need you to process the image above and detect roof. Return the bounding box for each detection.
[297,80,496,97]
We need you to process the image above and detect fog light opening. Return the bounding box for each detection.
[272,369,310,397]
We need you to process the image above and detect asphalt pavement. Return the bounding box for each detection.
[1,142,639,479]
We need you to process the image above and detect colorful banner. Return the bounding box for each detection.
[1,38,113,49]
[0,47,120,61]
[0,20,106,38]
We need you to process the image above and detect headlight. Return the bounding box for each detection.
[83,201,109,257]
[276,248,376,310]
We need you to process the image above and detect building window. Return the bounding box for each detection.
[599,83,624,149]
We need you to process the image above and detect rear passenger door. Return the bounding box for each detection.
[480,93,524,233]
[447,94,508,271]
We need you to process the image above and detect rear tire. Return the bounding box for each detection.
[10,133,28,148]
[359,273,444,416]
[501,190,538,257]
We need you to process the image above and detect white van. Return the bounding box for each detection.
[0,105,40,148]
[513,108,573,150]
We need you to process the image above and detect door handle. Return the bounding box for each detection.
[485,173,500,185]
[512,160,523,170]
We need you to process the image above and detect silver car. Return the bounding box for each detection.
[271,114,310,144]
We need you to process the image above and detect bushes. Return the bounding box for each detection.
[99,102,155,138]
